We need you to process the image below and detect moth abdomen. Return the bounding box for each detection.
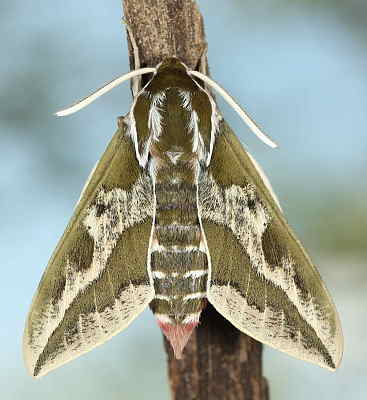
[149,166,208,358]
[154,224,201,248]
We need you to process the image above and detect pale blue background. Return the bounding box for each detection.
[1,0,366,399]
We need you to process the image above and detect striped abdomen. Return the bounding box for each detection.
[149,163,208,357]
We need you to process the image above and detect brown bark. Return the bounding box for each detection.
[123,0,206,71]
[163,305,269,400]
[122,1,269,399]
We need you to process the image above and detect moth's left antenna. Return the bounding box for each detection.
[189,70,278,149]
[55,68,156,117]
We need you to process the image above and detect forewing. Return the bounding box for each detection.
[23,119,154,378]
[199,121,343,370]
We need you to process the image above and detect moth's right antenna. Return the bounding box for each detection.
[55,68,156,117]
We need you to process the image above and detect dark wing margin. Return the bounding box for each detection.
[23,119,154,378]
[199,121,343,370]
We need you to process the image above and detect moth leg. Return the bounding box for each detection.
[198,43,208,75]
[198,44,212,94]
[122,17,141,96]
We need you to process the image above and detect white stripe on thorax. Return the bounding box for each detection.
[178,89,192,110]
[149,91,166,141]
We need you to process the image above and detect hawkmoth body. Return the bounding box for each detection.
[134,60,215,355]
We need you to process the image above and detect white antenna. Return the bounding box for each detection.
[189,70,278,148]
[55,67,156,117]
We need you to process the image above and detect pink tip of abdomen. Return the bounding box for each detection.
[158,320,198,359]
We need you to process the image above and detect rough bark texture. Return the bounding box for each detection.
[122,1,269,399]
[163,305,269,400]
[123,0,206,72]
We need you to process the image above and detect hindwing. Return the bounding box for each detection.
[199,121,343,370]
[23,119,154,377]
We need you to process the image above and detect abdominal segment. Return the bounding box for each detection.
[149,164,209,358]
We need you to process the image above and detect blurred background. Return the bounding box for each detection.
[1,0,366,399]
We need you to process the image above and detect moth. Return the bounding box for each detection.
[23,57,343,378]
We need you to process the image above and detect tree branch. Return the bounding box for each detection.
[122,1,269,399]
[123,0,206,71]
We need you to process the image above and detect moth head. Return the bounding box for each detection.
[156,57,188,74]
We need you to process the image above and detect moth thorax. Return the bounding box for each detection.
[132,73,214,167]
